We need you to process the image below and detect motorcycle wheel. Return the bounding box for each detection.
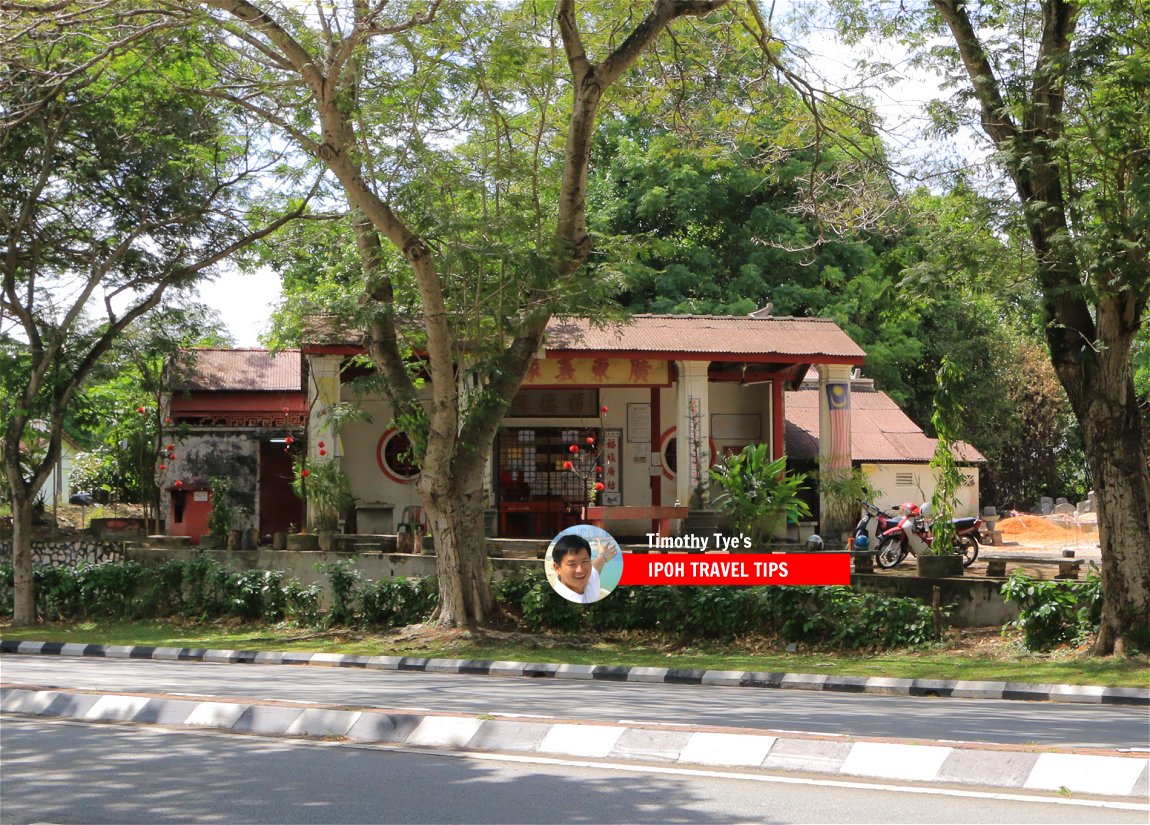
[875,537,906,569]
[954,534,979,567]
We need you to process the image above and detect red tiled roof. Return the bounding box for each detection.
[169,349,302,392]
[545,315,866,362]
[785,385,985,463]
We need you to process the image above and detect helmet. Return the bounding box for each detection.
[901,502,921,517]
[853,534,869,550]
[805,534,825,552]
[919,501,932,518]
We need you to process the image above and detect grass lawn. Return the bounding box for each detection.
[2,620,1148,688]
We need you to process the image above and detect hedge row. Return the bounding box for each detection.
[0,559,952,649]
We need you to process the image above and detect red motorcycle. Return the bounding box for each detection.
[875,503,985,569]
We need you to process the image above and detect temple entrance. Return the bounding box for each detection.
[495,427,595,538]
[259,441,304,537]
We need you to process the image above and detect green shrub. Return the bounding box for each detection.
[1001,569,1102,651]
[494,572,935,649]
[360,576,437,627]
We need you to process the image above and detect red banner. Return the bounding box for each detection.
[617,553,850,586]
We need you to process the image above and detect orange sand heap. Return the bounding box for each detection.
[996,513,1081,542]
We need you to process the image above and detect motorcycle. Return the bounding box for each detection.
[848,501,899,555]
[874,503,985,569]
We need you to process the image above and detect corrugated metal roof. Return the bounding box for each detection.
[545,315,866,360]
[784,386,985,463]
[169,349,302,392]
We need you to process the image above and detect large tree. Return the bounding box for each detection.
[0,3,310,625]
[831,0,1150,653]
[190,0,737,627]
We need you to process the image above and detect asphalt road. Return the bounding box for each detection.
[2,654,1147,748]
[1,718,1144,824]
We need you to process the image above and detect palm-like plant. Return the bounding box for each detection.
[709,446,811,549]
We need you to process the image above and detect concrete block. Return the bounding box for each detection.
[363,656,404,670]
[678,732,776,767]
[539,723,625,758]
[487,661,528,677]
[286,708,362,738]
[346,712,423,743]
[59,643,91,657]
[762,738,851,773]
[840,742,952,782]
[132,698,202,725]
[305,653,349,666]
[554,664,596,680]
[949,681,1006,700]
[467,720,550,752]
[609,728,693,763]
[406,716,484,749]
[2,689,60,715]
[184,701,248,729]
[424,658,469,673]
[1049,684,1105,703]
[83,695,151,722]
[1025,753,1149,797]
[42,692,102,719]
[780,673,827,690]
[151,647,185,661]
[102,645,136,659]
[700,670,745,686]
[937,749,1039,788]
[863,677,912,695]
[253,651,286,665]
[232,704,306,734]
[626,667,670,683]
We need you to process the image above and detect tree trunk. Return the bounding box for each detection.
[11,489,35,627]
[419,461,492,628]
[1054,336,1150,655]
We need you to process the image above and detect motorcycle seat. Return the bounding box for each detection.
[952,517,980,530]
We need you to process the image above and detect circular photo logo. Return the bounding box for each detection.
[545,524,623,604]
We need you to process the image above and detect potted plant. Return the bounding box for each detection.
[709,446,811,550]
[295,457,356,552]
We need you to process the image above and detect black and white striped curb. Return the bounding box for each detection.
[2,685,1147,799]
[3,639,1147,706]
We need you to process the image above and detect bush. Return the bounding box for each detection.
[494,571,936,649]
[1001,569,1103,651]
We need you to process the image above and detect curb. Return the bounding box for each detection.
[2,685,1147,799]
[2,640,1147,706]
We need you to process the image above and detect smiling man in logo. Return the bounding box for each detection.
[550,533,618,603]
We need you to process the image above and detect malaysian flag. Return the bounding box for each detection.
[825,381,851,472]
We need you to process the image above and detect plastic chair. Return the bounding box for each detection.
[397,506,429,553]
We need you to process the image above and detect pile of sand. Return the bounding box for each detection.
[995,512,1099,550]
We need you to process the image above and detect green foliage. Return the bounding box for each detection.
[498,571,936,649]
[709,448,811,547]
[316,560,363,627]
[207,477,236,539]
[294,459,356,531]
[1002,570,1105,652]
[360,576,438,627]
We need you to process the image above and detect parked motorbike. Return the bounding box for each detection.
[848,501,899,555]
[874,503,984,569]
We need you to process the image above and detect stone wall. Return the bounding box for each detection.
[0,532,125,567]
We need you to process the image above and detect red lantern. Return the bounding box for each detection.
[586,437,595,445]
[568,444,579,453]
[284,435,294,444]
[301,469,311,478]
[283,406,289,414]
[174,480,183,489]
[159,464,167,470]
[594,482,605,492]
[318,441,325,448]
[164,417,172,425]
[319,449,327,456]
[562,460,573,470]
[595,465,602,473]
[136,405,145,414]
[600,405,608,413]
